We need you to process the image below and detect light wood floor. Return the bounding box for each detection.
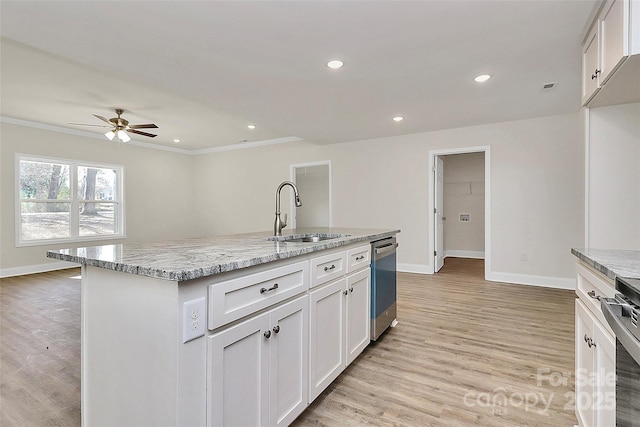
[1,258,577,426]
[1,269,81,426]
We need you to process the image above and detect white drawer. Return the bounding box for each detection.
[347,244,371,273]
[208,260,308,330]
[310,250,347,288]
[576,262,616,334]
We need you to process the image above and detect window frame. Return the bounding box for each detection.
[15,154,125,247]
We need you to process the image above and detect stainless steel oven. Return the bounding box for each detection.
[601,276,640,426]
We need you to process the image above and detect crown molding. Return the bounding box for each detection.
[0,116,302,155]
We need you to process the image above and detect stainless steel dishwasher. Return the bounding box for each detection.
[370,236,398,340]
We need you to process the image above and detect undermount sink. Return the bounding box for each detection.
[267,233,351,243]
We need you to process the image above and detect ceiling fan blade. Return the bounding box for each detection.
[93,114,113,125]
[68,122,111,127]
[128,123,158,129]
[128,129,157,138]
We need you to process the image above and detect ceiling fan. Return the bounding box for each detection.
[70,108,158,142]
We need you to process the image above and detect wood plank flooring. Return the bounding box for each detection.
[1,269,81,426]
[293,258,577,426]
[1,258,577,426]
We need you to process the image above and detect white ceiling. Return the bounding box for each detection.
[0,0,597,152]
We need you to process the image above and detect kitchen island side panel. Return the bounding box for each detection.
[81,266,181,427]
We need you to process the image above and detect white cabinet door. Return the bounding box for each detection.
[309,278,346,401]
[600,0,629,84]
[346,269,371,366]
[208,296,309,427]
[593,318,616,427]
[583,25,601,105]
[575,299,616,427]
[269,296,309,427]
[576,299,596,427]
[208,313,270,427]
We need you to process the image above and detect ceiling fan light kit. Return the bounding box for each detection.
[116,129,131,143]
[73,108,158,143]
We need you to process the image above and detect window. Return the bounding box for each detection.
[16,155,124,246]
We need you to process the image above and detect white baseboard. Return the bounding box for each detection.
[397,263,433,275]
[0,261,78,278]
[445,250,485,259]
[396,262,575,290]
[486,271,575,290]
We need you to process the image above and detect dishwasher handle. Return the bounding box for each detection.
[374,243,398,256]
[601,297,640,366]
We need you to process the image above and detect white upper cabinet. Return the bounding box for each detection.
[583,25,601,105]
[600,0,629,84]
[582,0,640,107]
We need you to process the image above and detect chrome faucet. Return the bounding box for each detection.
[274,181,302,236]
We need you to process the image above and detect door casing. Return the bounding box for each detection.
[428,146,491,277]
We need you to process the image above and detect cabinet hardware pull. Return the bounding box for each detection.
[260,283,279,294]
[264,330,272,339]
[355,255,365,261]
[273,325,280,334]
[584,334,589,343]
[324,264,336,272]
[349,287,354,293]
[343,290,348,296]
[591,69,601,80]
[587,290,601,301]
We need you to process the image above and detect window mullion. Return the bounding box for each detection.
[70,164,79,238]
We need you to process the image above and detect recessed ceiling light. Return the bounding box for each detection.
[173,139,181,143]
[393,116,404,122]
[474,74,492,83]
[247,124,256,130]
[327,60,344,69]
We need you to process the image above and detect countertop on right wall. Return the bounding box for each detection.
[571,248,640,280]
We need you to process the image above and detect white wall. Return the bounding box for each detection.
[442,152,485,257]
[2,112,584,285]
[587,102,640,249]
[0,123,199,275]
[194,112,584,284]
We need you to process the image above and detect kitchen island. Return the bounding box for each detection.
[47,227,399,427]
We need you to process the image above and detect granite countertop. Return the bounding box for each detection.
[571,248,640,280]
[47,227,399,282]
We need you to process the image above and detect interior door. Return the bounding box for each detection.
[292,163,331,228]
[434,156,445,272]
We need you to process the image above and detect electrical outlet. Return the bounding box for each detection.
[183,297,206,343]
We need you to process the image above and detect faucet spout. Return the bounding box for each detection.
[274,181,303,236]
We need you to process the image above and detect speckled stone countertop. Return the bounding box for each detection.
[571,248,640,280]
[47,227,399,282]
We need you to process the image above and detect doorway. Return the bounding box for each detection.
[429,147,490,278]
[290,161,332,229]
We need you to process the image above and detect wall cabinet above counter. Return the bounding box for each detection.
[582,0,640,107]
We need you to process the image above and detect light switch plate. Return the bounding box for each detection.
[183,297,206,343]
